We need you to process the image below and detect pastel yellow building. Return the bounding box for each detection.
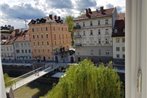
[28,16,71,61]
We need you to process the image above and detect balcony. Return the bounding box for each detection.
[74,35,82,38]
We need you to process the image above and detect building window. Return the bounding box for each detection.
[83,31,85,36]
[98,39,101,44]
[123,54,125,59]
[33,35,35,39]
[37,35,39,38]
[116,47,120,51]
[122,38,125,43]
[116,38,120,43]
[29,50,31,53]
[116,54,120,58]
[46,27,48,31]
[114,29,117,33]
[41,35,43,38]
[105,39,109,44]
[105,19,108,25]
[46,34,48,38]
[90,21,93,26]
[16,50,20,53]
[54,34,56,40]
[42,42,44,45]
[83,22,85,27]
[98,20,100,25]
[122,47,125,52]
[105,29,109,35]
[98,29,101,35]
[47,42,49,45]
[22,50,24,53]
[90,30,93,35]
[32,28,34,32]
[106,51,109,55]
[38,42,39,45]
[25,50,27,53]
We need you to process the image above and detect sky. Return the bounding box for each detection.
[0,0,125,29]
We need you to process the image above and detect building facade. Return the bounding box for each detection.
[112,19,125,65]
[73,7,117,63]
[1,40,15,61]
[28,15,71,61]
[13,30,32,61]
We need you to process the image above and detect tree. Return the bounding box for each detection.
[65,16,74,32]
[4,73,13,87]
[65,16,74,45]
[41,59,121,98]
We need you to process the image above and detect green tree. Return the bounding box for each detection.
[4,73,13,87]
[65,16,74,45]
[41,59,121,98]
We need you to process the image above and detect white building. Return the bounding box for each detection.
[13,30,32,61]
[112,20,125,65]
[73,7,117,63]
[1,40,15,61]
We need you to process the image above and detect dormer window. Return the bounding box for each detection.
[114,29,117,33]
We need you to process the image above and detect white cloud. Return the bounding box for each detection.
[0,0,125,28]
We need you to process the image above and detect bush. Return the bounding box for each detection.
[41,59,121,98]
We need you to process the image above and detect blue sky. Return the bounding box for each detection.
[0,0,125,28]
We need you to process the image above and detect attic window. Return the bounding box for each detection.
[114,29,117,33]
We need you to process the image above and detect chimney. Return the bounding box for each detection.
[88,8,92,14]
[54,15,57,20]
[49,14,53,20]
[85,9,91,18]
[58,16,61,21]
[85,9,88,14]
[100,6,104,14]
[96,9,99,12]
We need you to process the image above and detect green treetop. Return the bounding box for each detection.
[42,59,121,98]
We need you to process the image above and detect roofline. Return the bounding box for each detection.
[74,14,113,21]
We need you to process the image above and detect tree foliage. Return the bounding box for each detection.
[4,73,13,87]
[42,59,121,98]
[65,16,74,32]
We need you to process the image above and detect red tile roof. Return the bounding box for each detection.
[74,8,115,21]
[112,19,125,37]
[117,13,125,20]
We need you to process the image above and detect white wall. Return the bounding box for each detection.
[126,0,147,98]
[1,44,15,60]
[113,37,125,59]
[14,41,32,60]
[74,16,113,57]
